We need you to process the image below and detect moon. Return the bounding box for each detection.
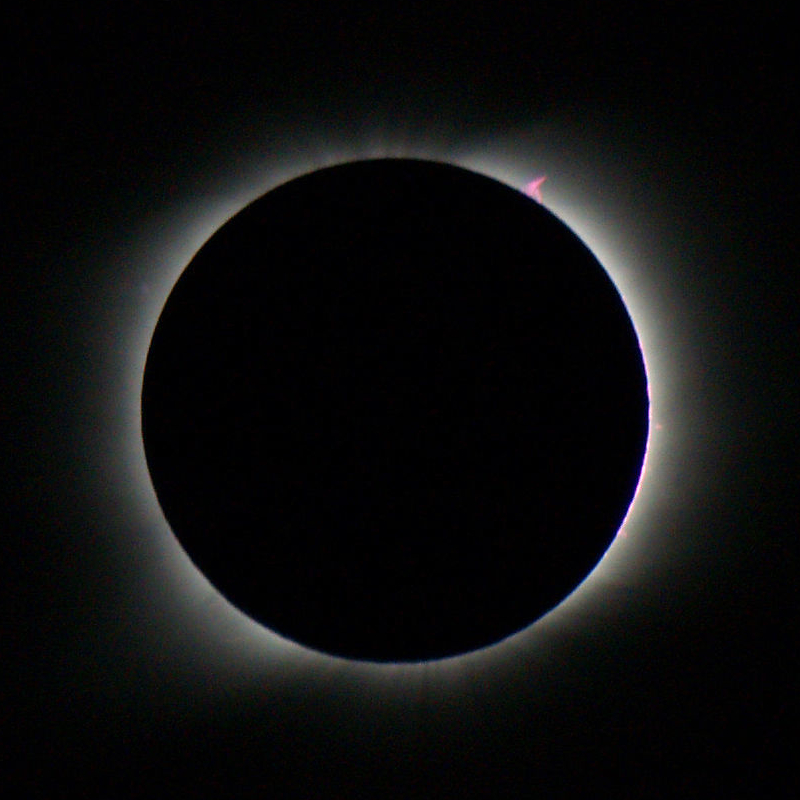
[141,158,649,662]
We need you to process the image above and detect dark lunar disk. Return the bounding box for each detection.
[141,159,649,662]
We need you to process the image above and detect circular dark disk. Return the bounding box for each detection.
[141,158,649,662]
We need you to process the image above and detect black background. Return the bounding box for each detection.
[4,3,797,796]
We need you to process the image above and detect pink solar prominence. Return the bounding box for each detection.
[523,176,547,203]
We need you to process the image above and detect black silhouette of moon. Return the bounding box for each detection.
[141,159,649,662]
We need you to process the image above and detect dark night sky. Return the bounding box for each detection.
[3,4,798,796]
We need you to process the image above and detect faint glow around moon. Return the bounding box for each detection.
[96,129,681,674]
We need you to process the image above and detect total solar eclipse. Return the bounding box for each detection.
[141,158,649,662]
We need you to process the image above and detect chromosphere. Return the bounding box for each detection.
[141,159,649,662]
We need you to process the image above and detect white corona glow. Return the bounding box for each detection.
[97,129,682,678]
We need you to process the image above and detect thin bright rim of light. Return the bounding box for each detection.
[97,134,678,676]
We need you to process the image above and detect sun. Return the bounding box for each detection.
[90,127,679,678]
